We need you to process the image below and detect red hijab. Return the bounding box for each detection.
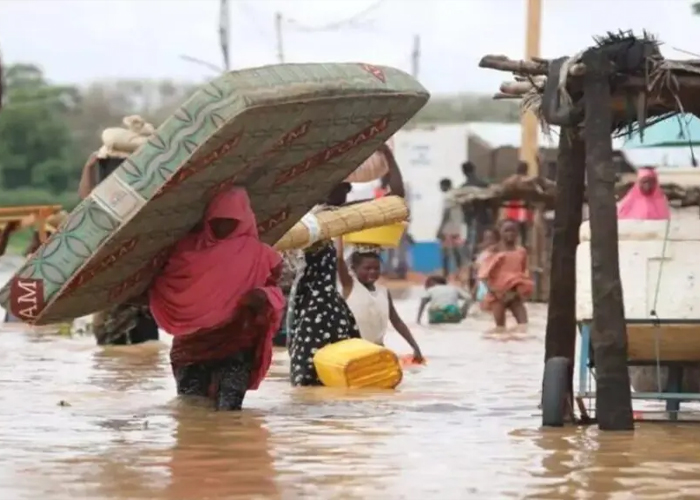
[149,188,283,337]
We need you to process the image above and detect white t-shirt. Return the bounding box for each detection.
[441,193,465,236]
[423,284,469,309]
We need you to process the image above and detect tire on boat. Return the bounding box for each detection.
[541,356,570,428]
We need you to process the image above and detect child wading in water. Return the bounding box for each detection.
[478,220,533,327]
[416,275,471,325]
[472,227,499,304]
[338,241,424,362]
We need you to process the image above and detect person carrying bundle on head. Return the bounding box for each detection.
[78,116,161,346]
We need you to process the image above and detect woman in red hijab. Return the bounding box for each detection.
[149,188,284,410]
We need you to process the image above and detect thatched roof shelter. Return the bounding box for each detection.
[478,30,700,430]
[481,31,700,138]
[450,174,700,211]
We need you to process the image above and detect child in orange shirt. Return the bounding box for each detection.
[478,220,533,327]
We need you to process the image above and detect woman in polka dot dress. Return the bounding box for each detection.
[288,240,360,386]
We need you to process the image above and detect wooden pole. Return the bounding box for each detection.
[544,128,586,410]
[582,49,634,431]
[219,0,230,71]
[275,12,285,63]
[411,35,421,79]
[520,0,542,176]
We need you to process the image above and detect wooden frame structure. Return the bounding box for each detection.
[0,205,63,243]
[480,31,700,431]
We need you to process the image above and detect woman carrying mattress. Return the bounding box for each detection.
[149,188,284,410]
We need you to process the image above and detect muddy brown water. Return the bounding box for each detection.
[0,258,699,499]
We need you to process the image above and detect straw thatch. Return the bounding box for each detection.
[273,195,409,252]
[450,174,700,210]
[479,31,700,138]
[450,174,556,209]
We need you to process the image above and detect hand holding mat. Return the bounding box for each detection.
[273,196,408,251]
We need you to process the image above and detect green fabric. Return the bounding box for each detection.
[428,304,462,324]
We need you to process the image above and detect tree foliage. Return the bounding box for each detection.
[0,61,514,209]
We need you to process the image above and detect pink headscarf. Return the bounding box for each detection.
[149,188,283,337]
[617,168,670,220]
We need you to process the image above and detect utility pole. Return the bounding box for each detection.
[219,0,230,71]
[411,34,421,78]
[275,12,285,63]
[521,0,542,176]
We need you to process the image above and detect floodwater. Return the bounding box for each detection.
[1,259,700,499]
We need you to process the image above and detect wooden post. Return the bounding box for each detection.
[275,12,285,63]
[520,0,542,176]
[544,128,585,406]
[582,49,634,431]
[529,204,546,301]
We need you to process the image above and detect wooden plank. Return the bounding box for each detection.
[628,323,700,362]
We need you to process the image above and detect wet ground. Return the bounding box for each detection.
[0,256,699,499]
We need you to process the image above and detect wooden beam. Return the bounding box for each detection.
[582,49,634,431]
[479,54,586,76]
[544,128,586,418]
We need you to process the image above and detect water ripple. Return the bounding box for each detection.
[0,278,696,499]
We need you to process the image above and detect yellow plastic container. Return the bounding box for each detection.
[343,222,406,248]
[313,338,403,389]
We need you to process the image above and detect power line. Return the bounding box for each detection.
[283,1,384,33]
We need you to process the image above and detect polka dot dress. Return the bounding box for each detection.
[288,242,360,386]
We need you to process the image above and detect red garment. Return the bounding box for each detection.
[374,186,389,199]
[149,188,284,389]
[617,167,670,220]
[478,246,533,310]
[503,201,533,223]
[169,282,282,391]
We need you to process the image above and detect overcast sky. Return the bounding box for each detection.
[0,0,698,95]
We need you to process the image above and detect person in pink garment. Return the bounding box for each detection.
[149,187,284,411]
[617,167,670,220]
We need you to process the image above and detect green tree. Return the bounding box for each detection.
[694,2,700,15]
[0,63,79,193]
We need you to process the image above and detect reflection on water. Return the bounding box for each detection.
[0,260,699,498]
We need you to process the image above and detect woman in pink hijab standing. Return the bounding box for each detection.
[617,167,670,220]
[149,188,284,411]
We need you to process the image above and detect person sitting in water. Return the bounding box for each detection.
[478,220,533,328]
[338,241,423,361]
[79,116,161,346]
[149,188,284,410]
[416,275,471,325]
[617,167,670,220]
